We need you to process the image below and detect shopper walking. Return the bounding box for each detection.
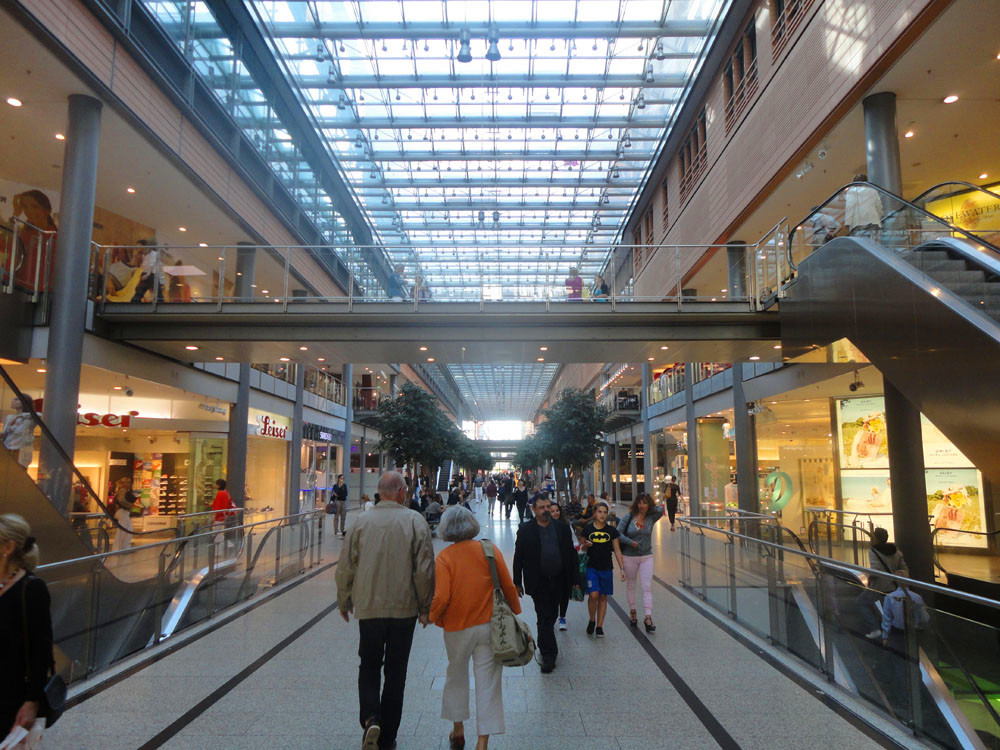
[513,494,577,673]
[512,480,529,523]
[333,474,349,536]
[336,471,436,750]
[473,472,484,504]
[618,493,664,632]
[547,502,572,631]
[845,174,884,237]
[0,514,54,743]
[387,264,407,301]
[578,502,624,638]
[663,476,681,531]
[431,506,520,750]
[111,489,137,554]
[564,266,583,301]
[485,479,498,516]
[1,396,35,469]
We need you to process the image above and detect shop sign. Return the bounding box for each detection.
[304,422,343,442]
[198,403,227,416]
[257,415,288,439]
[78,410,140,428]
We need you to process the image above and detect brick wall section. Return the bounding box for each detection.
[18,0,345,298]
[636,0,937,298]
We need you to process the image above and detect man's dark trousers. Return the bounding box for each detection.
[358,616,417,748]
[531,575,563,663]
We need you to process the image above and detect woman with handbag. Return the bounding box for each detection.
[0,514,56,744]
[617,493,665,632]
[430,506,521,750]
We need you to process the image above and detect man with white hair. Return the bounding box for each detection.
[337,470,436,750]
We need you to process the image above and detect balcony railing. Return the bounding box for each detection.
[724,60,759,133]
[353,386,391,413]
[600,387,641,414]
[648,364,686,405]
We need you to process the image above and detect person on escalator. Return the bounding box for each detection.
[1,396,35,469]
[858,527,909,639]
[845,174,885,238]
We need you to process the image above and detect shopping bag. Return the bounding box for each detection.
[571,552,589,602]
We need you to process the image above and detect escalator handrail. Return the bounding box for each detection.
[931,527,1000,578]
[910,180,1000,207]
[0,364,176,539]
[683,518,1000,612]
[786,181,1000,271]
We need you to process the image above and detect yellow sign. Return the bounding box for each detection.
[926,186,1000,236]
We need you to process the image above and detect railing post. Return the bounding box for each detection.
[816,567,837,681]
[610,247,616,312]
[727,538,737,620]
[207,541,217,616]
[675,246,682,311]
[282,247,290,311]
[826,517,834,559]
[903,595,923,728]
[274,525,282,584]
[699,531,707,601]
[214,246,224,311]
[766,548,782,645]
[348,266,354,311]
[152,552,167,644]
[84,565,101,677]
[31,233,43,302]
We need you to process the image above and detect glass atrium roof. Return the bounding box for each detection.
[449,363,561,420]
[247,0,729,298]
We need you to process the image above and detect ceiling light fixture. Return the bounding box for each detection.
[6,97,22,107]
[299,346,308,351]
[185,345,199,351]
[979,173,989,180]
[178,226,187,232]
[318,357,326,362]
[279,357,290,362]
[36,367,46,373]
[457,28,473,63]
[636,93,646,110]
[749,355,760,361]
[537,357,545,362]
[113,385,123,390]
[427,357,435,362]
[660,345,668,350]
[55,133,65,140]
[774,344,782,349]
[647,357,654,361]
[943,95,959,104]
[539,346,548,351]
[485,28,501,62]
[904,130,914,138]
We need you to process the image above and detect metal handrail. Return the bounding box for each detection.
[36,510,322,571]
[931,528,1000,580]
[911,180,1000,206]
[0,364,176,539]
[682,517,1000,612]
[786,181,1000,271]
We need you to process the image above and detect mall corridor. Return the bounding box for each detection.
[39,504,917,750]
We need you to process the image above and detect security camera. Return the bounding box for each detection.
[849,382,859,392]
[817,147,828,160]
[124,387,135,397]
[849,372,864,392]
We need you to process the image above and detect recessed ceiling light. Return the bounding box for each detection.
[419,346,428,351]
[178,226,187,232]
[36,368,46,373]
[54,133,65,140]
[979,173,989,180]
[539,346,548,351]
[215,356,224,361]
[721,288,727,293]
[647,357,654,361]
[251,284,257,288]
[185,345,199,351]
[427,357,435,362]
[749,355,760,361]
[318,357,326,362]
[903,130,914,138]
[6,97,22,107]
[113,385,123,390]
[126,187,136,194]
[299,346,308,351]
[943,95,958,104]
[660,345,668,350]
[774,344,782,349]
[261,289,269,294]
[280,357,290,362]
[537,357,544,361]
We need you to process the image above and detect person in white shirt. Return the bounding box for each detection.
[1,396,35,468]
[845,174,884,237]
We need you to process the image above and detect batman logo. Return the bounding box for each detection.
[589,532,611,543]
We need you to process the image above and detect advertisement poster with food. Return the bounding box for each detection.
[837,397,889,468]
[926,469,987,548]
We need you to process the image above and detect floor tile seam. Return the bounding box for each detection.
[652,573,926,750]
[63,559,339,710]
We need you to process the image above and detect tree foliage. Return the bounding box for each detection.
[512,431,549,474]
[535,388,609,475]
[373,382,454,472]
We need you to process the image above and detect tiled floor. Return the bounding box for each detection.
[43,501,922,750]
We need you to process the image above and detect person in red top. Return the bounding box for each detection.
[431,506,520,750]
[212,479,235,524]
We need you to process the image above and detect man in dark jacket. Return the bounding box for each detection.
[513,494,578,673]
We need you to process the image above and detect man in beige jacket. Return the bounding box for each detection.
[337,470,435,750]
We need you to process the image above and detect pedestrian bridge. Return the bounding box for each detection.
[94,300,781,365]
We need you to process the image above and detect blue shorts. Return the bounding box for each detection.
[586,567,614,596]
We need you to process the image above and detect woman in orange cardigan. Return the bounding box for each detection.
[430,506,520,750]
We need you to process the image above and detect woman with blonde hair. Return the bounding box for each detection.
[0,513,54,740]
[430,506,520,750]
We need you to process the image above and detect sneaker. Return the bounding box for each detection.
[362,719,380,749]
[558,617,567,631]
[865,630,882,640]
[586,620,596,636]
[595,626,605,638]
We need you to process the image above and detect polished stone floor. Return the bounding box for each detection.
[43,500,925,749]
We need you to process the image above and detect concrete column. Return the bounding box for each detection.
[862,92,903,195]
[235,242,257,301]
[732,365,759,513]
[226,366,250,508]
[613,440,621,505]
[359,426,367,498]
[603,443,612,496]
[341,364,354,491]
[389,373,399,398]
[684,363,701,516]
[726,241,748,299]
[40,95,102,514]
[630,428,638,502]
[884,380,933,582]
[641,362,653,495]
[287,364,305,514]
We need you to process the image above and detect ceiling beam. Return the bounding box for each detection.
[322,150,649,162]
[182,19,713,40]
[368,202,623,210]
[373,178,640,187]
[309,117,669,129]
[225,74,686,89]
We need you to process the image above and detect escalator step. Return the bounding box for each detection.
[948,283,1000,296]
[905,250,952,262]
[912,259,969,273]
[928,270,987,284]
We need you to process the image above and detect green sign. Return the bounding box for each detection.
[766,471,794,511]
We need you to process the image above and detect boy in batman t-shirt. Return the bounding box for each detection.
[578,502,624,638]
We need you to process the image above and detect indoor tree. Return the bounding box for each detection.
[536,388,609,501]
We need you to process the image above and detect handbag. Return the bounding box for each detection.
[480,540,535,667]
[571,551,589,602]
[21,577,66,727]
[325,500,337,515]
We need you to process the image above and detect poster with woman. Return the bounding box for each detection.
[926,469,986,548]
[836,397,889,468]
